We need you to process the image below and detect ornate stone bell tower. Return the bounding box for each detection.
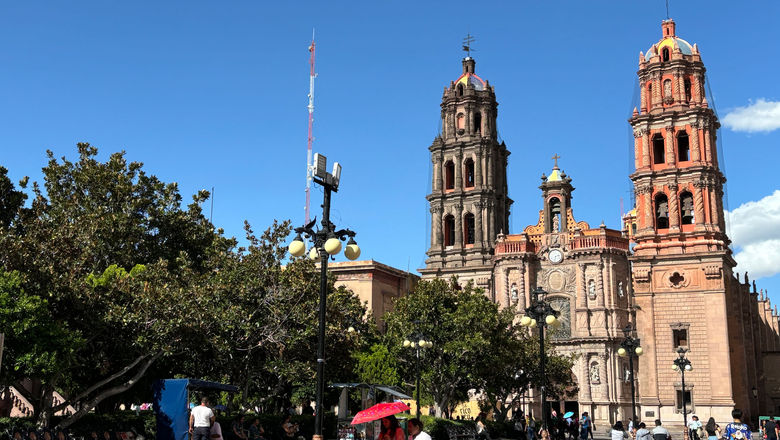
[630,19,743,423]
[420,57,512,294]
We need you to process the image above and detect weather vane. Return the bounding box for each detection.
[462,33,476,57]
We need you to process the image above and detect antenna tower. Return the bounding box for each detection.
[305,31,317,224]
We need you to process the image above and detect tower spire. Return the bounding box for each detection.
[462,33,476,58]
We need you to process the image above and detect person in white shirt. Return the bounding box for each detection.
[189,397,215,440]
[407,419,432,440]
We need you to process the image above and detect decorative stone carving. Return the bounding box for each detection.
[590,362,601,384]
[704,265,722,279]
[588,279,596,300]
[634,268,651,283]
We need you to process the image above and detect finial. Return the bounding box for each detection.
[760,289,765,301]
[639,51,645,64]
[633,107,639,116]
[745,272,750,284]
[693,43,699,54]
[702,97,709,108]
[753,280,757,293]
[600,220,606,228]
[462,33,476,58]
[541,173,547,181]
[552,153,561,169]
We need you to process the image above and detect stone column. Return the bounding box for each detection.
[486,151,494,188]
[431,207,441,248]
[715,185,726,231]
[465,105,472,136]
[693,181,706,226]
[639,186,653,230]
[486,201,494,245]
[709,184,720,230]
[665,125,675,164]
[703,128,713,164]
[455,152,463,190]
[640,81,647,112]
[599,353,610,400]
[581,356,592,402]
[597,260,605,307]
[642,130,651,167]
[676,73,685,103]
[653,74,662,109]
[668,183,680,230]
[518,264,526,309]
[690,122,701,162]
[475,149,483,189]
[578,263,588,309]
[503,268,510,309]
[454,204,463,247]
[693,75,703,104]
[475,202,484,246]
[433,156,441,192]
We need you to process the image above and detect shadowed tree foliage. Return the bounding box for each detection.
[0,144,370,427]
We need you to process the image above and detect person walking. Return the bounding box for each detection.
[527,414,537,440]
[722,409,751,440]
[704,418,720,440]
[611,422,629,440]
[651,420,670,440]
[189,397,215,440]
[765,417,779,440]
[635,423,651,440]
[407,418,431,440]
[579,413,592,440]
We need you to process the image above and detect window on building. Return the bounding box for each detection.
[676,390,692,412]
[684,78,692,102]
[680,192,694,225]
[677,131,690,162]
[457,83,464,96]
[655,194,669,229]
[662,47,670,62]
[653,134,665,164]
[444,161,455,190]
[444,215,455,246]
[464,213,475,245]
[632,223,637,235]
[464,158,475,188]
[549,197,562,232]
[673,328,688,348]
[473,112,482,135]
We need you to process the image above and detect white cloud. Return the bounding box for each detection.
[726,189,780,278]
[722,99,780,133]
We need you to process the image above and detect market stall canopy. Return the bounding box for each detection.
[153,379,239,440]
[330,383,411,400]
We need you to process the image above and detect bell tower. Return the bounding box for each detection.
[630,19,742,423]
[420,57,511,294]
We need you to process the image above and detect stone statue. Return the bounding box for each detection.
[618,281,625,298]
[590,363,600,384]
[552,214,560,232]
[588,280,596,300]
[511,284,518,303]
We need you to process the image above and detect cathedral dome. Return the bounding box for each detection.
[455,72,486,91]
[646,36,694,57]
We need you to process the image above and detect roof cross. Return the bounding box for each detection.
[462,33,476,57]
[552,153,561,169]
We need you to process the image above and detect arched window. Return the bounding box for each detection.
[444,215,455,246]
[680,191,694,225]
[549,197,562,232]
[677,131,690,162]
[652,134,665,164]
[444,161,455,190]
[473,111,482,135]
[464,158,475,188]
[456,83,464,96]
[684,78,692,102]
[662,47,670,62]
[655,194,669,229]
[464,213,475,245]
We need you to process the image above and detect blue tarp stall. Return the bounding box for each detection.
[152,379,239,440]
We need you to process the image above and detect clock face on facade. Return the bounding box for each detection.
[548,248,563,264]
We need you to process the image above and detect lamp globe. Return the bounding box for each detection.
[324,237,342,254]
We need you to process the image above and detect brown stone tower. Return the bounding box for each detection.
[630,19,748,424]
[420,57,511,294]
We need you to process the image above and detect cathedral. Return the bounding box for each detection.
[420,19,780,426]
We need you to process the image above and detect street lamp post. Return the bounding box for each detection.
[672,348,692,440]
[288,153,361,440]
[618,324,644,425]
[403,323,433,419]
[519,287,560,431]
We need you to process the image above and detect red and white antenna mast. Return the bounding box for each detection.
[305,30,316,224]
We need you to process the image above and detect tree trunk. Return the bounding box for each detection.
[57,351,162,429]
[36,383,55,428]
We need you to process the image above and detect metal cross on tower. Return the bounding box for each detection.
[462,33,476,57]
[552,153,561,169]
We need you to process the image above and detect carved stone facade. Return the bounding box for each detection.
[420,57,511,292]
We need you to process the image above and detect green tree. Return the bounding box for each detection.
[354,344,400,386]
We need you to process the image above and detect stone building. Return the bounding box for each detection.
[421,19,780,426]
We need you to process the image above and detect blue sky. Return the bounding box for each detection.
[1,1,779,306]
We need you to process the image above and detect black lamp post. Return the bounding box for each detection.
[618,324,643,425]
[672,347,692,440]
[288,153,361,440]
[519,286,560,431]
[403,323,432,419]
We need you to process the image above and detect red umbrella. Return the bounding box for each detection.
[350,401,410,425]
